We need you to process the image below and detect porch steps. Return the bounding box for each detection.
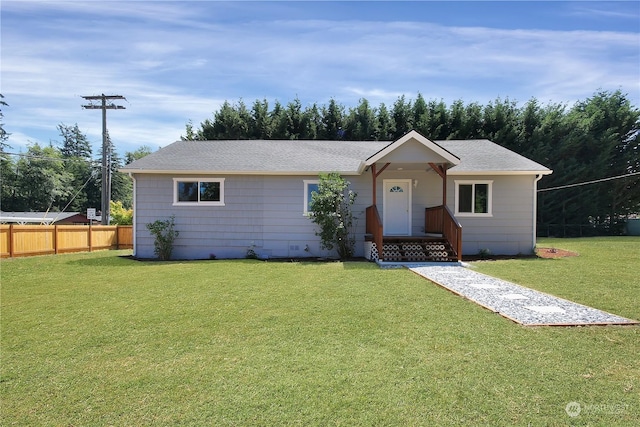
[372,237,458,262]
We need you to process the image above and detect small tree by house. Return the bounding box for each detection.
[146,215,179,260]
[309,173,357,259]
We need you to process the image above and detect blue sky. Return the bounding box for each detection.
[2,1,639,156]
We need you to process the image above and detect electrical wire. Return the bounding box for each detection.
[538,171,640,192]
[50,169,100,224]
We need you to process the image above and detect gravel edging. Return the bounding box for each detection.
[409,265,639,326]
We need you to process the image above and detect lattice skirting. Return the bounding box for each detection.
[366,241,451,262]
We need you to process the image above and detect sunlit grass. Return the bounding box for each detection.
[1,242,638,425]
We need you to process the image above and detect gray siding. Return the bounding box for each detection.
[447,175,537,256]
[134,174,372,260]
[133,172,538,259]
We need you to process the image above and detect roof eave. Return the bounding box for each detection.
[448,170,553,176]
[120,168,363,176]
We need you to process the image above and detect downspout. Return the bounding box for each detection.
[129,173,137,257]
[533,174,543,252]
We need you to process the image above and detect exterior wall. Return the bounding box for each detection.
[447,174,537,256]
[133,171,538,259]
[133,173,373,260]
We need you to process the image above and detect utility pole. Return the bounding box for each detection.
[81,94,126,225]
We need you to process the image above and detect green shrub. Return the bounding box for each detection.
[309,173,357,259]
[145,216,179,260]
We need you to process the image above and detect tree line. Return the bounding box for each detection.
[185,91,640,235]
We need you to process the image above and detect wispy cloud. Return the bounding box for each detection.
[2,1,638,154]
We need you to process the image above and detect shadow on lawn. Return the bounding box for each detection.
[65,253,142,268]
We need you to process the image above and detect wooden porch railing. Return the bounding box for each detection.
[425,205,463,261]
[366,205,383,261]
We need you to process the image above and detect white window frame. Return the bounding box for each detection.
[173,178,225,206]
[454,180,493,217]
[303,180,319,216]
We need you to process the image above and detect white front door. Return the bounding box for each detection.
[383,179,412,236]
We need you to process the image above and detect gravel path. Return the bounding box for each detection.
[409,265,638,326]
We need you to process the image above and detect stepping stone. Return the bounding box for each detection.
[468,283,501,289]
[499,293,529,300]
[525,305,566,314]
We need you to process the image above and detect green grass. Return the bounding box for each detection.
[1,239,638,426]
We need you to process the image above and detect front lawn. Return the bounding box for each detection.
[1,238,638,425]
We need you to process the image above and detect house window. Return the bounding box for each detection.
[303,180,319,215]
[455,180,492,216]
[173,178,225,206]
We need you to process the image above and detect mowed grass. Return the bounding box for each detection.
[0,238,638,426]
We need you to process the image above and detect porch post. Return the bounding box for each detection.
[428,162,448,206]
[442,168,447,207]
[370,162,391,206]
[371,164,377,206]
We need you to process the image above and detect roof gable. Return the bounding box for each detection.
[366,130,460,166]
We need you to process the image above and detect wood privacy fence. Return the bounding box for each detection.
[0,225,133,258]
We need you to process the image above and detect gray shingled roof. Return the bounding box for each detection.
[121,138,550,175]
[441,140,551,174]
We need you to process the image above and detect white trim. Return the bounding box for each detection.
[172,177,225,206]
[303,179,319,216]
[366,130,460,166]
[533,174,544,251]
[122,169,362,176]
[131,174,137,257]
[454,180,493,217]
[383,179,412,236]
[449,170,552,176]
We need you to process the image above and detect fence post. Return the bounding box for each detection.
[89,224,93,252]
[9,224,14,258]
[54,225,59,254]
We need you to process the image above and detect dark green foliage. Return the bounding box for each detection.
[309,173,357,259]
[146,215,179,260]
[1,123,135,213]
[1,94,10,153]
[178,90,636,236]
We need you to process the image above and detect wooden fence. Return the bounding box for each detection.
[0,225,133,258]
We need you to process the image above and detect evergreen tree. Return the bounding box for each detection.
[320,98,345,140]
[391,95,413,138]
[301,103,322,140]
[345,98,377,140]
[250,99,271,139]
[375,102,395,140]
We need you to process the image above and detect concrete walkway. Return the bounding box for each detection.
[409,265,638,326]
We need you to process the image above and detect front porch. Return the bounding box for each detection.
[362,131,463,263]
[365,205,462,262]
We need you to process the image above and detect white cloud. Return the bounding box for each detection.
[1,1,638,155]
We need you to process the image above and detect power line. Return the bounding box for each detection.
[538,171,640,193]
[2,151,101,165]
[82,94,126,225]
[51,169,100,224]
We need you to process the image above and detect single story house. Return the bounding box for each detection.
[121,130,552,261]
